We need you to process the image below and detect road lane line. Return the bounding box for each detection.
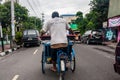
[12,75,19,80]
[33,49,38,55]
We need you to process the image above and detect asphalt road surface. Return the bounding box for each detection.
[0,44,120,80]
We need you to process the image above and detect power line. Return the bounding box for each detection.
[83,8,90,13]
[31,0,42,18]
[37,0,43,12]
[27,0,39,18]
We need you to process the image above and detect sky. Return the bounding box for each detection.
[19,0,91,20]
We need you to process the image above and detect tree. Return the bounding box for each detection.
[22,16,42,31]
[75,11,89,34]
[86,21,95,30]
[0,1,42,33]
[89,0,109,29]
[85,11,99,29]
[0,1,42,44]
[75,11,83,24]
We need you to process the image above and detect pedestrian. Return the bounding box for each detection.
[114,40,120,74]
[115,40,120,62]
[40,11,74,72]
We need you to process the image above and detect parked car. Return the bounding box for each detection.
[114,41,120,74]
[81,30,104,44]
[22,29,41,47]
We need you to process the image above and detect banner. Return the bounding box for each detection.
[108,17,120,27]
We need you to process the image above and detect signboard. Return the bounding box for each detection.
[70,24,78,30]
[108,17,120,27]
[106,29,113,40]
[104,29,116,41]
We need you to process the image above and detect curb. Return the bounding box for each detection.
[0,45,22,57]
[106,45,116,49]
[102,42,116,49]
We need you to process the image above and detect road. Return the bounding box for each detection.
[0,44,120,80]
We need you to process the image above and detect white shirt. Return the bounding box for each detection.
[42,17,70,45]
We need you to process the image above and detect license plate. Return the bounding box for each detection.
[28,38,32,40]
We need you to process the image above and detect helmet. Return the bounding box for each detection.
[52,11,59,18]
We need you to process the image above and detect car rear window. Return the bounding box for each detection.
[28,30,36,35]
[85,30,92,35]
[92,30,102,35]
[92,31,97,34]
[23,30,37,36]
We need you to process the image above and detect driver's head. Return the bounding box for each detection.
[52,11,59,18]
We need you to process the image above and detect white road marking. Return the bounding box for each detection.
[33,49,38,55]
[12,75,19,80]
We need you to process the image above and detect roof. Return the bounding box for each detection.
[60,14,76,17]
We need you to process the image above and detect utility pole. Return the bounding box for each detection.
[10,0,15,49]
[41,13,44,24]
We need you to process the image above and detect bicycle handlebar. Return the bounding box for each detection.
[40,34,75,40]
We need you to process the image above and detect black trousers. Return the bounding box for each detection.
[51,47,67,61]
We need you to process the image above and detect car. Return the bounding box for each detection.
[81,30,104,44]
[22,29,41,47]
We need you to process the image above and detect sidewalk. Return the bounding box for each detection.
[0,44,10,53]
[102,41,117,49]
[0,44,22,57]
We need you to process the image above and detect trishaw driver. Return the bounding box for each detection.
[40,11,74,72]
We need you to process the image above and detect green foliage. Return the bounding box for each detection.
[89,0,109,28]
[15,31,23,45]
[75,11,83,24]
[22,16,42,31]
[75,0,109,34]
[86,21,95,30]
[0,1,42,43]
[1,27,10,35]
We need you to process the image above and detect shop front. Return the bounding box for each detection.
[108,16,120,42]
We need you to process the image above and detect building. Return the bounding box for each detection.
[60,14,77,23]
[60,14,78,30]
[108,0,120,42]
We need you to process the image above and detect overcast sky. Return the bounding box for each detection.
[19,0,91,20]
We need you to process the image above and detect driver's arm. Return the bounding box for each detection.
[66,23,74,35]
[40,30,46,36]
[40,21,49,36]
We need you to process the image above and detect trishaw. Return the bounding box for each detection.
[41,35,76,80]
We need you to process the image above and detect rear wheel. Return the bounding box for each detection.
[59,59,65,80]
[60,60,65,72]
[59,73,64,80]
[70,56,76,72]
[42,51,45,74]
